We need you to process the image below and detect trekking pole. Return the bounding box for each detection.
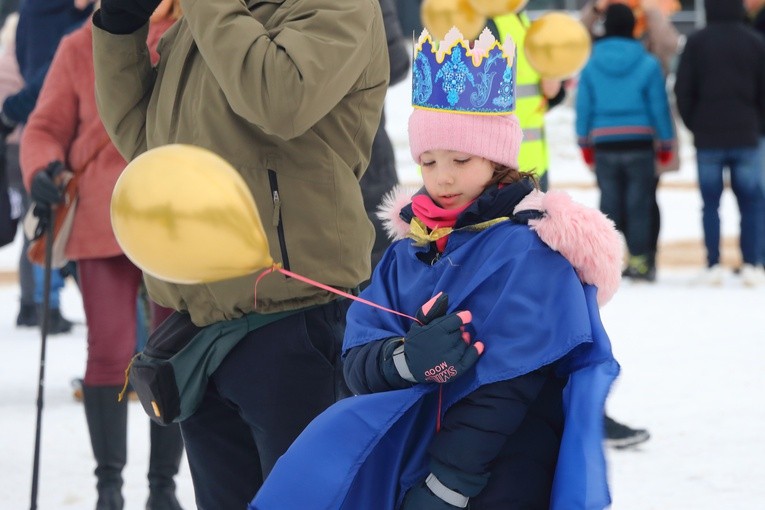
[29,207,55,510]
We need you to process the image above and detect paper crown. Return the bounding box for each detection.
[412,27,517,115]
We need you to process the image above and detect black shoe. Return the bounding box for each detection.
[146,488,183,510]
[16,303,39,327]
[41,307,73,335]
[630,266,656,282]
[96,486,124,510]
[604,416,650,449]
[622,255,656,282]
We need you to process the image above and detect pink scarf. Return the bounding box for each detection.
[411,194,474,252]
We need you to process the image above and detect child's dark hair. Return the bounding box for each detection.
[488,163,538,188]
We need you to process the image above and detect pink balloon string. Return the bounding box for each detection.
[255,265,420,324]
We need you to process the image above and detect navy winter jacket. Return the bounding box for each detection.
[674,0,765,149]
[2,0,91,124]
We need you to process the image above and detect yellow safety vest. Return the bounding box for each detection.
[493,12,548,177]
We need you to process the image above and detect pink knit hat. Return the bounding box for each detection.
[408,109,523,169]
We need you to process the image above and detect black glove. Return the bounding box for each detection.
[401,475,467,510]
[30,161,67,207]
[385,293,483,385]
[98,0,162,35]
[30,202,52,240]
[0,109,16,139]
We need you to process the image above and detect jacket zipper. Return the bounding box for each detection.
[267,169,290,270]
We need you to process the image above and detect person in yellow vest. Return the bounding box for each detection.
[486,9,566,192]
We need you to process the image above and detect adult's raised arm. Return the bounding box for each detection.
[92,22,155,161]
[179,0,387,140]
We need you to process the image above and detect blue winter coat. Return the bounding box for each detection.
[576,37,674,148]
[251,183,619,510]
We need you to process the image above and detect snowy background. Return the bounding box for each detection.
[1,77,763,509]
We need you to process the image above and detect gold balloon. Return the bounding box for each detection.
[421,0,486,41]
[467,0,528,17]
[524,12,592,80]
[111,144,273,284]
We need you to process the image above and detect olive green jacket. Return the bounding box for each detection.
[94,0,388,325]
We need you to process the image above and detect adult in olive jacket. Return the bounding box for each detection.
[92,0,388,508]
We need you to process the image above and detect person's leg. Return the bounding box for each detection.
[82,385,127,510]
[61,260,79,286]
[696,149,726,267]
[180,299,347,509]
[135,284,150,354]
[146,297,185,510]
[179,385,263,510]
[146,421,184,510]
[728,147,765,267]
[16,204,37,326]
[79,256,143,509]
[650,176,661,270]
[32,262,72,334]
[80,256,142,387]
[594,152,626,234]
[6,143,37,326]
[623,149,657,278]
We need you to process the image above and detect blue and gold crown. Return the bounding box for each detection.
[412,27,517,115]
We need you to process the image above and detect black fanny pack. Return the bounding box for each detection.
[125,309,296,425]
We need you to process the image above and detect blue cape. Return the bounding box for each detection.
[252,222,618,509]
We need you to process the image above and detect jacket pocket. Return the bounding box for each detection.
[267,169,290,270]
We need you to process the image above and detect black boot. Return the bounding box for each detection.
[37,305,73,335]
[83,386,127,510]
[16,303,39,327]
[146,421,185,510]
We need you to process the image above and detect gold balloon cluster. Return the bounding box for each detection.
[524,12,591,80]
[421,0,484,41]
[420,0,527,41]
[420,1,591,80]
[110,145,273,284]
[468,0,529,17]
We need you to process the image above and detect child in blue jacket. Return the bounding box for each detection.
[253,28,623,510]
[576,3,675,281]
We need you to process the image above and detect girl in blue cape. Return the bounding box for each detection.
[252,30,623,510]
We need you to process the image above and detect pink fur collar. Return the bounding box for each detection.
[377,186,623,305]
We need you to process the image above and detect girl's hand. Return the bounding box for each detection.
[395,293,484,385]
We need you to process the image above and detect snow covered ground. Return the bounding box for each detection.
[1,78,763,509]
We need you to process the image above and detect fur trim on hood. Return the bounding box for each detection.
[514,190,623,306]
[377,185,623,306]
[376,185,419,242]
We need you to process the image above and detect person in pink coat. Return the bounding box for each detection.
[20,1,185,509]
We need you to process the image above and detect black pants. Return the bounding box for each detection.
[180,299,350,509]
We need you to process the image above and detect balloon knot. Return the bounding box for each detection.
[253,263,284,308]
